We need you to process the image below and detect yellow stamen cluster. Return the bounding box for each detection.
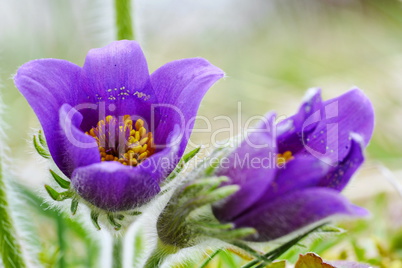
[86,115,154,166]
[277,151,294,165]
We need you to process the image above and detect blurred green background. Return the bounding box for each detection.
[1,0,402,267]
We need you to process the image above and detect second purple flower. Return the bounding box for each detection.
[212,88,375,241]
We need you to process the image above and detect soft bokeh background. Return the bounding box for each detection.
[1,0,402,267]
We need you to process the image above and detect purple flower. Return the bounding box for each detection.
[212,88,374,241]
[14,40,224,211]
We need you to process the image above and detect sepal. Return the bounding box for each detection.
[162,147,201,186]
[50,169,70,189]
[45,169,142,231]
[33,130,50,159]
[44,185,73,201]
[157,175,255,250]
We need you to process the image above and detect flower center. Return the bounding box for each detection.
[86,115,155,166]
[277,150,294,165]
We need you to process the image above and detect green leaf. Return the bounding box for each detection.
[164,147,202,185]
[33,134,50,159]
[231,241,269,263]
[44,185,73,201]
[199,249,222,268]
[115,214,125,221]
[70,199,79,215]
[50,169,70,189]
[242,224,328,268]
[107,214,122,231]
[38,130,47,147]
[183,147,201,163]
[212,227,256,240]
[187,185,239,209]
[319,225,345,233]
[205,158,221,176]
[90,211,101,231]
[128,211,142,216]
[179,176,228,198]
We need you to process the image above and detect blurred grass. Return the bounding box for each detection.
[1,0,402,266]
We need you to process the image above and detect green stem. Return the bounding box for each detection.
[112,235,123,268]
[144,239,178,268]
[57,216,66,268]
[114,0,134,40]
[0,157,27,268]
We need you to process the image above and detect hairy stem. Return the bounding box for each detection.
[0,156,27,268]
[114,0,134,40]
[112,235,123,268]
[143,239,178,268]
[57,216,66,268]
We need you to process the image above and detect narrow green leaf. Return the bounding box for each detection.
[33,134,50,159]
[196,222,234,230]
[44,185,73,201]
[319,225,344,233]
[206,227,256,240]
[199,249,222,268]
[90,211,101,231]
[231,241,269,262]
[179,176,228,198]
[188,185,239,209]
[183,147,201,163]
[115,214,125,221]
[50,169,70,189]
[205,158,221,176]
[128,211,142,216]
[70,199,79,215]
[242,223,328,268]
[164,147,202,185]
[38,130,47,147]
[107,214,122,231]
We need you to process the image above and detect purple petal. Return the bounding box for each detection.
[14,59,82,175]
[260,156,330,202]
[213,113,277,222]
[150,58,224,156]
[59,104,100,177]
[277,88,323,154]
[80,40,155,130]
[70,125,181,211]
[71,162,161,211]
[234,187,368,241]
[299,88,374,165]
[318,134,365,191]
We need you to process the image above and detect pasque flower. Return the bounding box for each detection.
[14,40,224,212]
[212,88,374,241]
